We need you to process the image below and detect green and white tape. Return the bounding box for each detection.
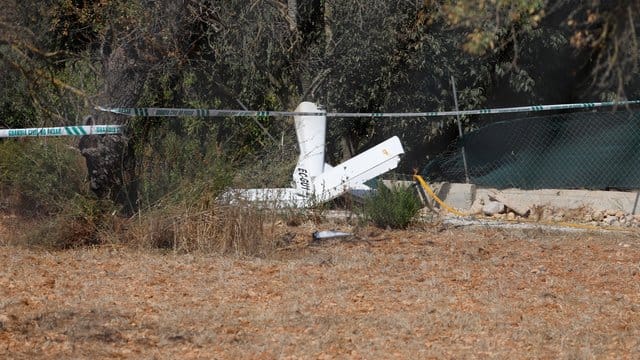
[97,100,640,119]
[0,125,123,138]
[96,106,314,118]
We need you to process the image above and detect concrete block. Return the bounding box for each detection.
[436,182,476,210]
[431,182,640,215]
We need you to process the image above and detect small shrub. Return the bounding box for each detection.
[361,181,422,229]
[0,139,86,216]
[20,195,119,249]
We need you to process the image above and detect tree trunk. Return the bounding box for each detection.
[79,43,146,216]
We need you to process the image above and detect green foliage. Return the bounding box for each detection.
[438,0,546,55]
[0,139,86,216]
[361,182,422,229]
[0,138,123,249]
[0,66,38,129]
[131,118,235,209]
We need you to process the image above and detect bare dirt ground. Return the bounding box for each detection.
[1,221,640,359]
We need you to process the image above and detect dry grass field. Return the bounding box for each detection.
[1,219,640,359]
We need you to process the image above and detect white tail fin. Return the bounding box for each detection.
[292,102,326,197]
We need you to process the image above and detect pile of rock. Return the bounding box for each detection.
[476,199,640,228]
[423,185,640,228]
[587,209,640,227]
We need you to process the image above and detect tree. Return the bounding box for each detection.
[566,0,640,97]
[1,0,639,214]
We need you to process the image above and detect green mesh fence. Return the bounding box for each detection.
[423,111,640,190]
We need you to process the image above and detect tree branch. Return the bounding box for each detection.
[6,45,89,100]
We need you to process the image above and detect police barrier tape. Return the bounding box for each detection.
[0,125,123,138]
[97,100,640,118]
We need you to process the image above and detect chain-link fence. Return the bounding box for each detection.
[422,111,640,190]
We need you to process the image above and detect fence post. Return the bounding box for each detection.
[451,75,470,183]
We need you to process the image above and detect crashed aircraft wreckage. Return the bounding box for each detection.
[220,102,404,208]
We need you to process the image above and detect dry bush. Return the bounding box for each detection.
[123,202,279,257]
[12,196,120,249]
[22,215,97,249]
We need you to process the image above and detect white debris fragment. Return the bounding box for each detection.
[482,201,505,216]
[312,230,353,240]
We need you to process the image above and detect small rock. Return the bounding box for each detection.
[615,210,626,219]
[531,266,546,274]
[603,216,618,226]
[483,201,505,216]
[634,214,640,222]
[529,207,540,220]
[507,212,516,221]
[592,211,604,222]
[0,314,9,330]
[606,209,618,217]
